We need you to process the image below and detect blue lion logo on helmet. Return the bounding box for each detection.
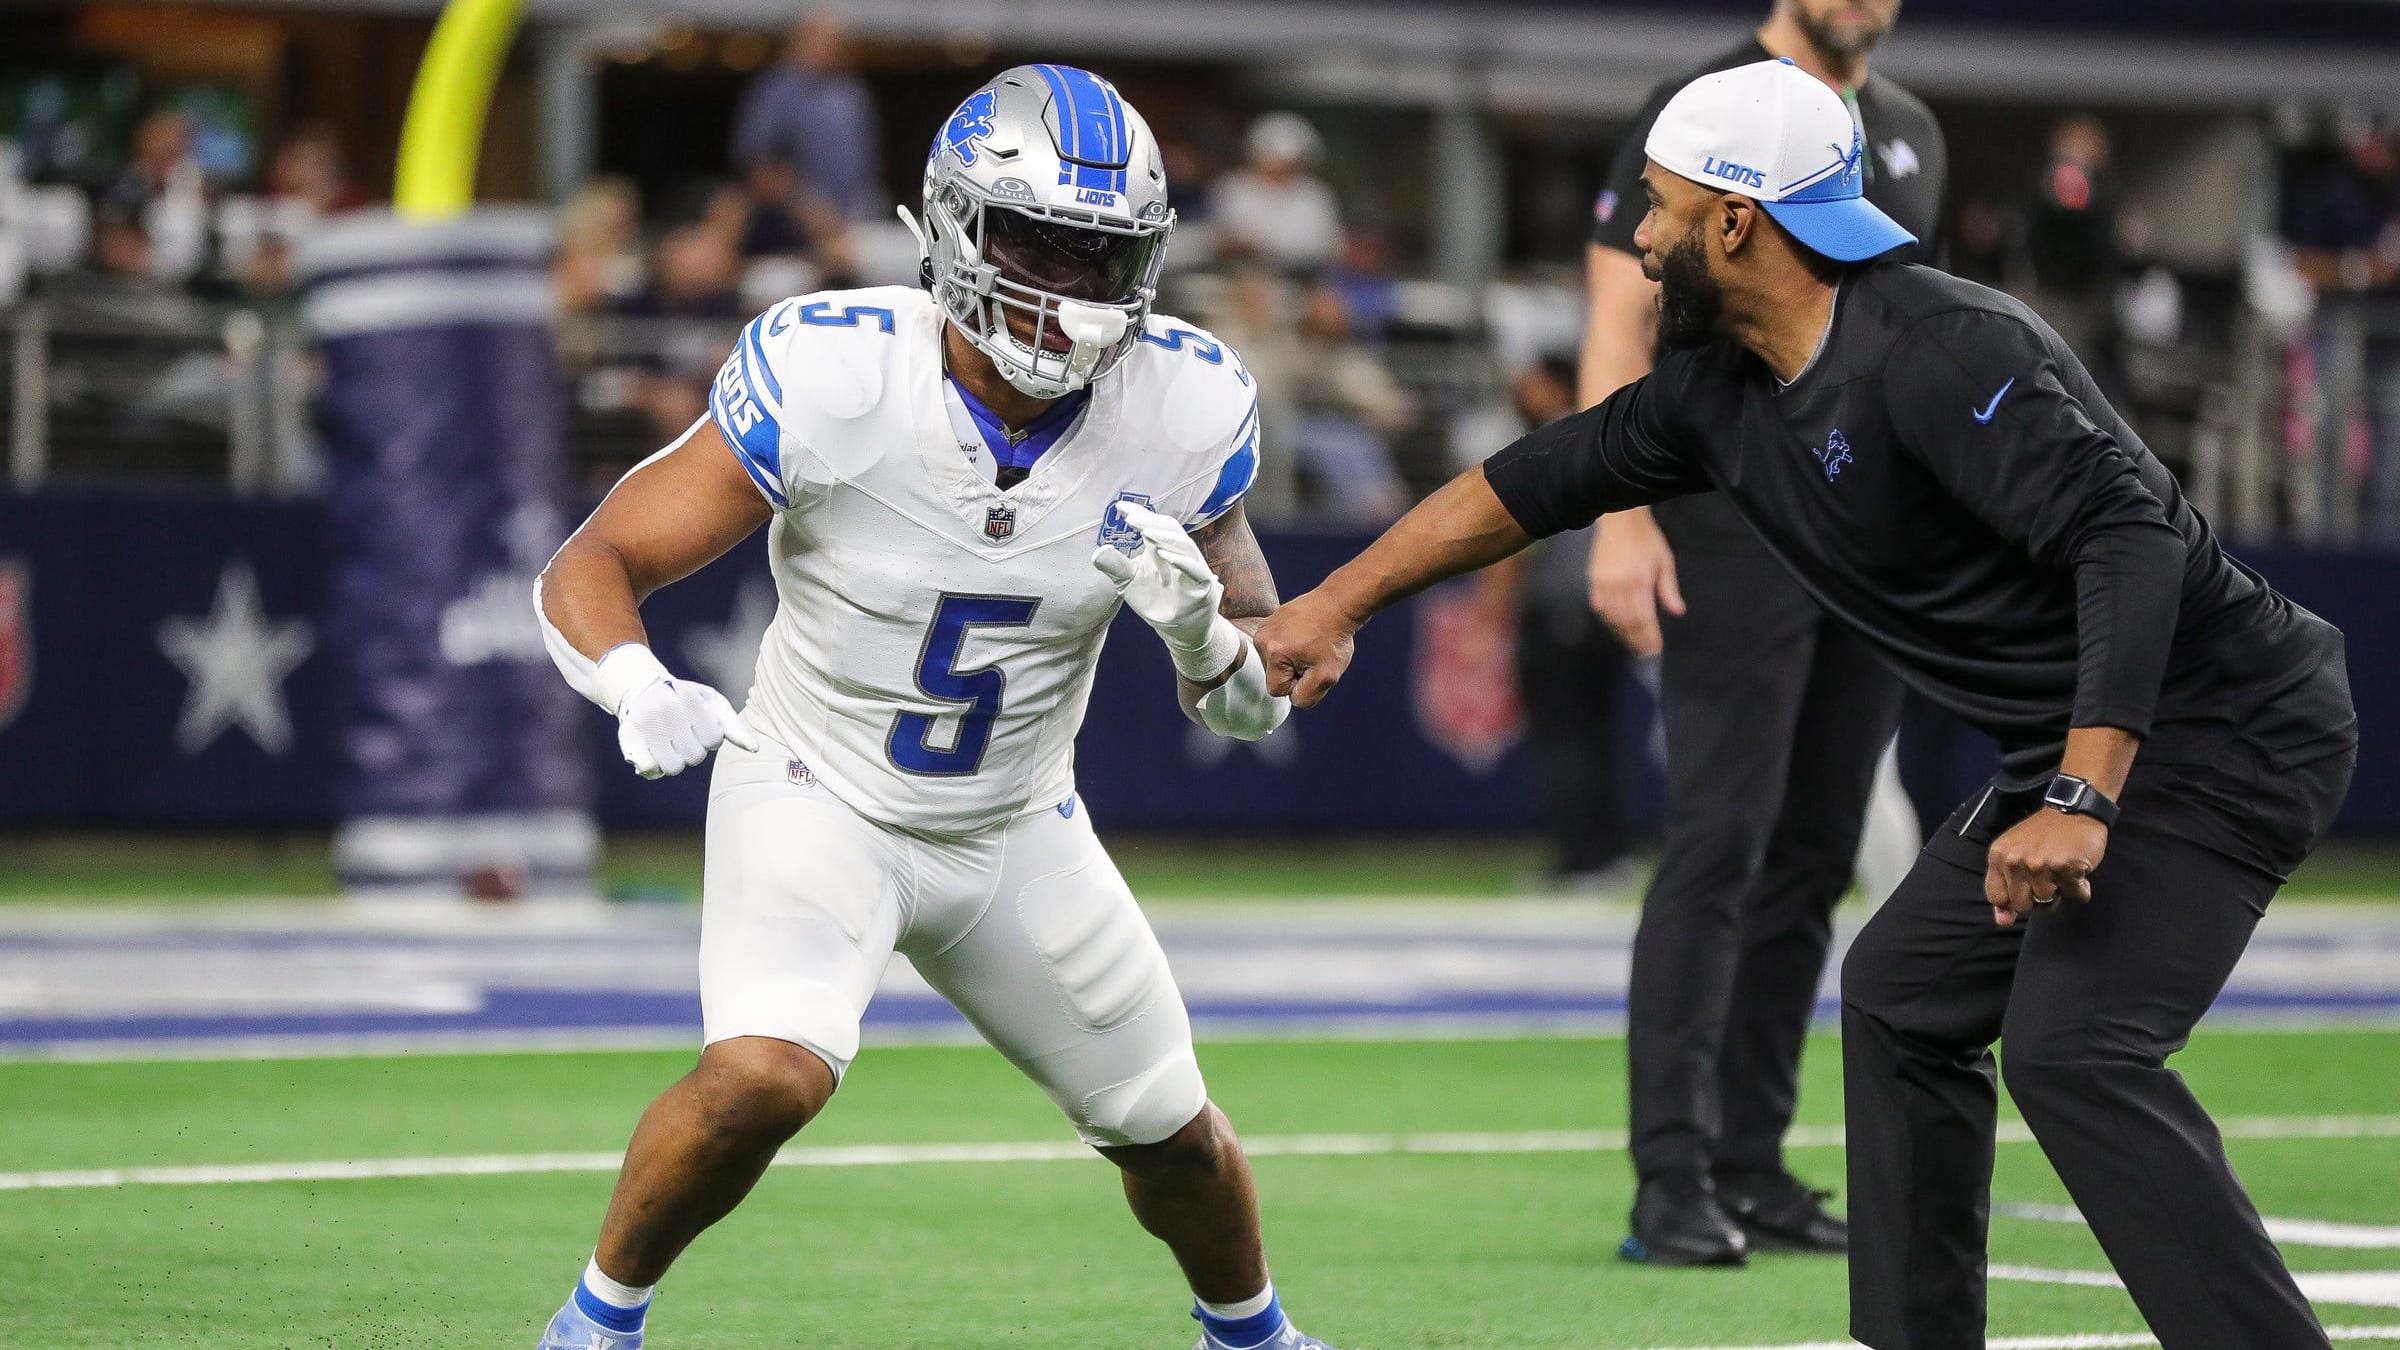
[940,88,998,166]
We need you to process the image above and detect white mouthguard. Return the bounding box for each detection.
[1056,299,1132,386]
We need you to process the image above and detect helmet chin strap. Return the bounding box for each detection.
[896,206,935,290]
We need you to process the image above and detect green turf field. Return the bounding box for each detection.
[5,831,2399,902]
[9,1032,2399,1348]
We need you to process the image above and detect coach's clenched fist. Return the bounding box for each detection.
[1983,807,2109,928]
[1253,590,1360,709]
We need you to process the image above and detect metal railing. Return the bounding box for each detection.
[2,291,317,496]
[2278,296,2400,547]
[6,282,2395,548]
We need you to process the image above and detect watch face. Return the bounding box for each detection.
[2045,779,2085,811]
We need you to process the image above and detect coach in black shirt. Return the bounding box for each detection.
[1256,60,2357,1350]
[1578,0,1946,1267]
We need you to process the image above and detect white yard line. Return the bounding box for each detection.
[2304,1276,2400,1311]
[0,1131,1629,1192]
[1996,1264,2400,1312]
[2002,1201,2400,1249]
[0,1151,635,1191]
[1993,1263,2136,1290]
[6,1114,2400,1194]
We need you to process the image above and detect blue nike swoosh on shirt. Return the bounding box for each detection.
[767,308,791,335]
[1972,378,2015,424]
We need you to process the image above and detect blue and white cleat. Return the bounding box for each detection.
[538,1298,643,1350]
[1191,1321,1343,1350]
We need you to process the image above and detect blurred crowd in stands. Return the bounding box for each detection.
[2,15,2397,541]
[539,18,1428,518]
[3,106,361,307]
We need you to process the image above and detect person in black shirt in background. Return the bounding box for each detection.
[1578,0,1946,1267]
[1255,60,2357,1350]
[2282,113,2400,542]
[1480,355,1641,888]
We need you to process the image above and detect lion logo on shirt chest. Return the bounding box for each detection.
[1811,428,1854,481]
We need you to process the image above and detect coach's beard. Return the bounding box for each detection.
[1794,0,1895,58]
[1650,231,1726,352]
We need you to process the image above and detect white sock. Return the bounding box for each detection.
[1196,1284,1275,1321]
[582,1255,654,1309]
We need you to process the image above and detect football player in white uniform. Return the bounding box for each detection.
[533,66,1335,1350]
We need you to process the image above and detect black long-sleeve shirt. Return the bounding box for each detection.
[1486,263,2354,815]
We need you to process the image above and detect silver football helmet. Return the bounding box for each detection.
[906,64,1175,400]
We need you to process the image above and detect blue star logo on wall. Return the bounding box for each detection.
[157,562,314,756]
[1812,428,1854,481]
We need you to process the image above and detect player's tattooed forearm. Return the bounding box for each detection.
[1193,505,1280,622]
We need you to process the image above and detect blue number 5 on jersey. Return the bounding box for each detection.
[1140,325,1253,386]
[887,593,1041,776]
[799,301,897,333]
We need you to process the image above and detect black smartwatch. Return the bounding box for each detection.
[2042,773,2119,829]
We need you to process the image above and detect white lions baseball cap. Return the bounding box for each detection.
[1644,57,1916,263]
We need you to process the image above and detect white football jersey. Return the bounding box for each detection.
[706,285,1259,834]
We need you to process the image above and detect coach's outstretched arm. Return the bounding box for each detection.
[1253,466,1534,708]
[1257,370,1707,708]
[537,419,772,777]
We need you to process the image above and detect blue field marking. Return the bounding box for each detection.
[1,904,2396,1057]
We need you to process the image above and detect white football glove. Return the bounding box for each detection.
[595,644,759,779]
[1092,502,1244,681]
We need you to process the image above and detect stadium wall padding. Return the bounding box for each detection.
[1,486,2393,837]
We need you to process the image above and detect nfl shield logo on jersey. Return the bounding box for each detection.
[984,503,1017,541]
[0,560,30,732]
[1098,492,1153,553]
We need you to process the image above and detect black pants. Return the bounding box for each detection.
[1630,502,1907,1182]
[1517,600,1633,877]
[1841,740,2357,1350]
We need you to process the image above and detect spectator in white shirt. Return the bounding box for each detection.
[1209,112,1341,275]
